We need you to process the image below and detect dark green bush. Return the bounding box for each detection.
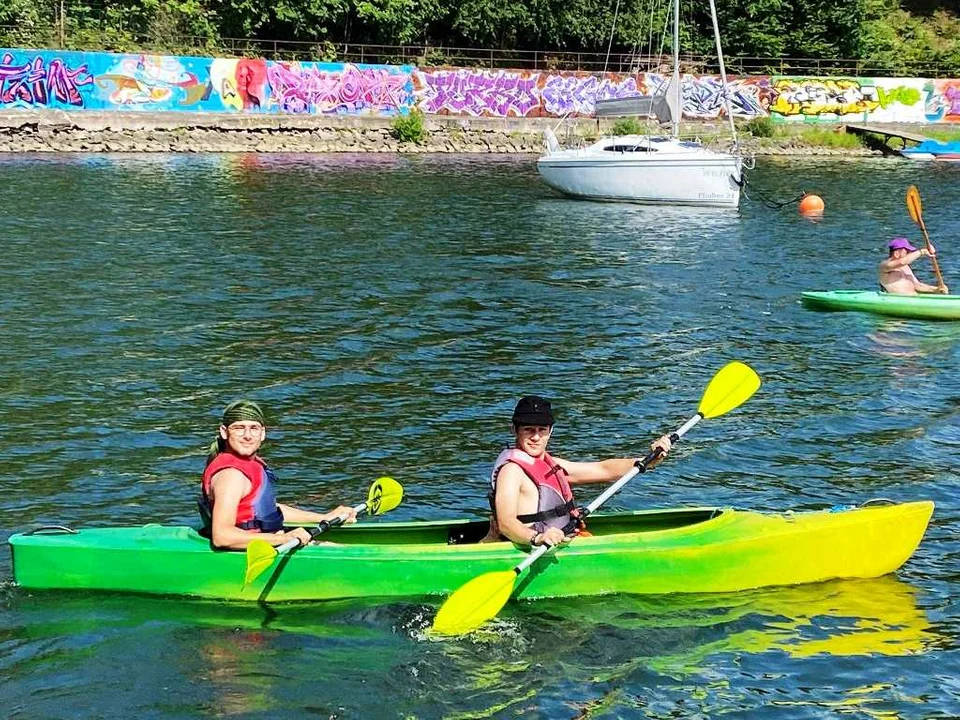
[611,117,644,135]
[391,109,427,144]
[746,117,775,138]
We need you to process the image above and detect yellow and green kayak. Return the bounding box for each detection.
[9,501,933,602]
[801,290,960,320]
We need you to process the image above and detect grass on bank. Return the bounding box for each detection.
[743,117,865,148]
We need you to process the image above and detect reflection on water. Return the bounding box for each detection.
[2,576,941,717]
[863,319,960,361]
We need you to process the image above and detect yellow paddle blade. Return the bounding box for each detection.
[244,539,278,586]
[367,476,403,515]
[906,185,922,226]
[431,570,519,636]
[698,361,761,419]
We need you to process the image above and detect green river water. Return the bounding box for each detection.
[1,153,958,718]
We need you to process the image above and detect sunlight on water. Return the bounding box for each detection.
[0,154,957,717]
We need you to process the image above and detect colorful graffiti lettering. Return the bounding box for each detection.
[0,52,92,107]
[541,74,642,116]
[678,75,766,119]
[769,78,881,118]
[267,62,412,115]
[416,69,540,117]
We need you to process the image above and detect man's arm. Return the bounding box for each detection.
[278,503,358,524]
[557,435,673,485]
[879,249,925,271]
[557,457,636,485]
[209,470,310,550]
[915,281,947,294]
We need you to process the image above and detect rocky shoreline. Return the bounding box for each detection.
[0,109,878,156]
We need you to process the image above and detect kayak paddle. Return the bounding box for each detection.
[244,475,403,586]
[906,185,947,292]
[430,361,761,636]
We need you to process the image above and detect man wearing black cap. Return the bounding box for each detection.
[483,395,672,547]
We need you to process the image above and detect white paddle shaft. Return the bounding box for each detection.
[586,412,702,514]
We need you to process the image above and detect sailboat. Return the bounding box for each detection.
[536,0,746,208]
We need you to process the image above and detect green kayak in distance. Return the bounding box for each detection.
[801,290,960,320]
[9,502,933,603]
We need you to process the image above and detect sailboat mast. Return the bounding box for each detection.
[708,0,739,148]
[671,0,680,138]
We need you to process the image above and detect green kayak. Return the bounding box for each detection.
[9,501,933,602]
[801,290,960,320]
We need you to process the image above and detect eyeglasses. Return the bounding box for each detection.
[226,423,263,436]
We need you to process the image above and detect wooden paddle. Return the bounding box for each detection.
[243,476,403,586]
[906,185,947,293]
[430,361,761,636]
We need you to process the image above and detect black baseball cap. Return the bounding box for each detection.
[511,395,555,426]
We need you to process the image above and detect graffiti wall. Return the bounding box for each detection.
[2,47,959,123]
[0,49,415,115]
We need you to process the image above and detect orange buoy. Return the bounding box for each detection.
[799,194,825,216]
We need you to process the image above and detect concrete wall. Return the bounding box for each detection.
[2,48,959,123]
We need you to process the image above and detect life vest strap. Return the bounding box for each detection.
[517,498,577,524]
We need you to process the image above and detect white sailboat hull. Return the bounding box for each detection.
[537,137,743,208]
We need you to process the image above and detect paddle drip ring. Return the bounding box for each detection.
[369,482,383,514]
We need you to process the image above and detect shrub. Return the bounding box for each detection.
[391,109,427,144]
[611,117,644,135]
[745,117,775,137]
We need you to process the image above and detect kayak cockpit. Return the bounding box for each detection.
[319,507,726,546]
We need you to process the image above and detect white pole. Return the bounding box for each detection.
[708,0,739,149]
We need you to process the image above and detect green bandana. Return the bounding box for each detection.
[221,400,265,427]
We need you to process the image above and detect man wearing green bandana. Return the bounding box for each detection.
[198,400,356,550]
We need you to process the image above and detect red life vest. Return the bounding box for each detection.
[199,452,284,533]
[489,448,579,534]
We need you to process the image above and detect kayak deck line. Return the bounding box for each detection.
[9,501,934,603]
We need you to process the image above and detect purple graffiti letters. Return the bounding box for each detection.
[542,75,640,116]
[267,62,412,115]
[418,70,540,117]
[0,53,93,107]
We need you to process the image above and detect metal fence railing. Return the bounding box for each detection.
[0,27,954,78]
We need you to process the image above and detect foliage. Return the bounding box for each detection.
[2,1,959,77]
[391,108,427,143]
[745,116,775,137]
[782,125,867,148]
[611,117,645,135]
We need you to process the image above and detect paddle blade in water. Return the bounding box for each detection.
[367,476,403,515]
[698,361,761,419]
[906,185,922,226]
[244,539,279,586]
[431,570,519,636]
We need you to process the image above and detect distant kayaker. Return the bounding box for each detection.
[198,400,356,550]
[482,395,672,547]
[879,237,949,295]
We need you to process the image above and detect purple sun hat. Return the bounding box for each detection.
[888,237,917,252]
